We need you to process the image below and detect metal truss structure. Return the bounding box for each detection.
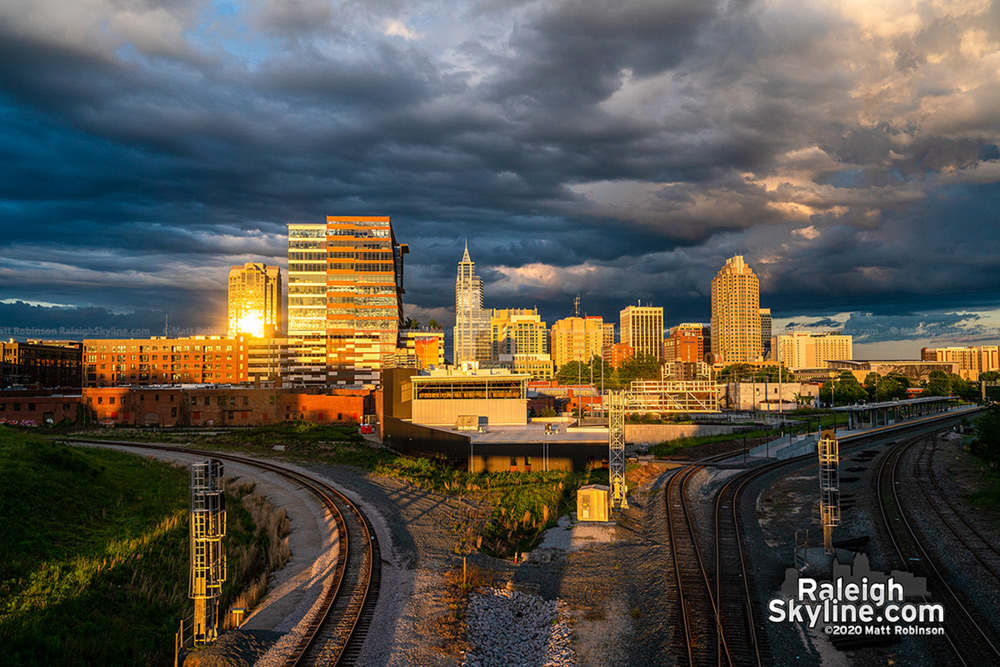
[190,460,226,645]
[606,382,723,514]
[627,381,725,413]
[817,430,840,554]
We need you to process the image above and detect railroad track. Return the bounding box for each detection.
[914,438,1000,582]
[713,468,771,667]
[875,435,1000,666]
[665,409,980,667]
[67,439,380,667]
[666,463,728,667]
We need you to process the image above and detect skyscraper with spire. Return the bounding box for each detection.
[454,242,491,364]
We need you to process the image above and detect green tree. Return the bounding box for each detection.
[555,360,588,385]
[875,376,906,401]
[820,374,868,406]
[863,372,880,401]
[753,365,795,383]
[927,370,952,396]
[428,318,440,329]
[718,363,756,383]
[619,353,662,385]
[972,404,1000,465]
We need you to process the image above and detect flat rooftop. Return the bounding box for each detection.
[465,422,608,444]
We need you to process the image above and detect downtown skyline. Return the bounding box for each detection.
[2,0,1000,358]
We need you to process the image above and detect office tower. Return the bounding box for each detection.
[490,308,552,379]
[228,263,283,338]
[759,308,772,359]
[620,305,664,361]
[664,323,705,363]
[454,243,492,364]
[773,332,853,370]
[286,216,407,386]
[491,308,549,357]
[710,255,761,364]
[921,345,1000,380]
[602,322,615,350]
[551,316,605,368]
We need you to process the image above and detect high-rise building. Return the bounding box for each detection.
[286,216,407,386]
[921,345,1000,380]
[454,243,492,364]
[491,309,549,357]
[664,323,705,363]
[620,305,663,361]
[602,322,615,350]
[228,263,283,338]
[759,308,772,359]
[551,316,605,368]
[710,255,762,364]
[772,332,853,370]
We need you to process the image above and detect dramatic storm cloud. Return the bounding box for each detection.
[1,0,999,356]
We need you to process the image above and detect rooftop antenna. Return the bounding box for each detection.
[165,314,169,338]
[574,294,581,318]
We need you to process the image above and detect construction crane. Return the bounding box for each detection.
[607,382,725,513]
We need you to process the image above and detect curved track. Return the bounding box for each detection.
[69,439,380,667]
[665,408,980,667]
[875,435,1000,666]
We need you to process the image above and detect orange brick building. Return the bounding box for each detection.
[82,386,368,427]
[0,389,81,426]
[83,336,249,387]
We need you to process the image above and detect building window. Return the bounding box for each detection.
[98,397,103,405]
[171,407,177,417]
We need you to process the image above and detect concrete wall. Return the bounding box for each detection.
[625,423,738,444]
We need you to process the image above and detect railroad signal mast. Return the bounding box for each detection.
[817,430,841,555]
[607,382,724,515]
[190,460,227,644]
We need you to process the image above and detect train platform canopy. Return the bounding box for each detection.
[830,396,956,412]
[830,395,957,430]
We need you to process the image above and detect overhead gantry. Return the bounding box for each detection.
[607,381,724,513]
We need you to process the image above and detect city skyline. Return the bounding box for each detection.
[2,1,1000,358]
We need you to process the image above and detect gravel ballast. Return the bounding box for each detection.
[462,588,576,667]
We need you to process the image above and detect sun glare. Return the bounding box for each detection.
[235,312,265,337]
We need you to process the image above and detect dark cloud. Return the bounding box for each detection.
[0,0,998,350]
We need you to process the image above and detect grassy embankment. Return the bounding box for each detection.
[646,409,853,458]
[0,427,287,667]
[66,422,647,559]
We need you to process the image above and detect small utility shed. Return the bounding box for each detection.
[577,484,610,522]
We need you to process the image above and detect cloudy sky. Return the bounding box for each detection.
[2,0,999,357]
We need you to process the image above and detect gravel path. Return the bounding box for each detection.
[67,442,338,667]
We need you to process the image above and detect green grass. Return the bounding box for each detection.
[374,456,585,559]
[0,427,272,667]
[651,428,777,457]
[968,462,1000,510]
[68,421,392,468]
